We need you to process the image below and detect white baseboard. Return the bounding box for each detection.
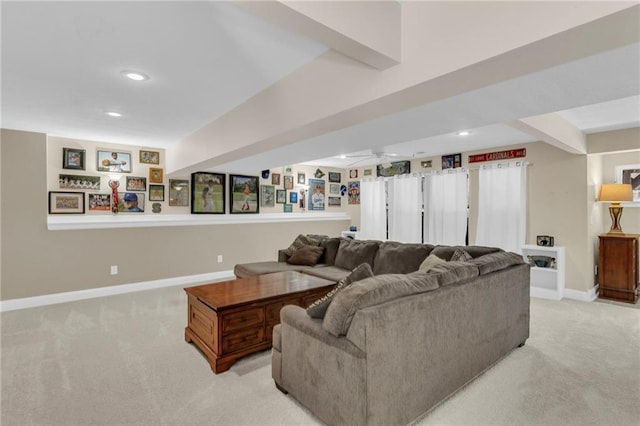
[0,270,235,312]
[563,285,598,302]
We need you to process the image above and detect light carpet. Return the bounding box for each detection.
[2,285,639,425]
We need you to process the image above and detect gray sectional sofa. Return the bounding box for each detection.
[235,235,530,426]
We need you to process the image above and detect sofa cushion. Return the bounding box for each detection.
[285,234,319,256]
[431,245,502,261]
[450,247,473,262]
[418,253,447,272]
[334,239,380,271]
[306,263,374,319]
[373,242,434,275]
[323,272,439,336]
[233,261,311,278]
[427,261,479,286]
[470,251,526,275]
[286,245,325,266]
[319,237,341,266]
[303,266,351,283]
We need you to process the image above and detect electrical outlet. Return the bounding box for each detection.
[217,255,223,263]
[110,265,118,275]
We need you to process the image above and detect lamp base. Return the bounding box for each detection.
[607,204,624,233]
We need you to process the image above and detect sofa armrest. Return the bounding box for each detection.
[277,249,290,263]
[280,305,365,358]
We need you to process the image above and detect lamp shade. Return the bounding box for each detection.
[598,184,633,203]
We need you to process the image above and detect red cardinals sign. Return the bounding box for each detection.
[468,148,526,163]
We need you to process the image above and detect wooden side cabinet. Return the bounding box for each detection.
[598,234,639,303]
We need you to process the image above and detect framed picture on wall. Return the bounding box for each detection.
[169,179,190,207]
[191,172,225,214]
[49,191,85,214]
[284,175,294,190]
[118,192,145,212]
[276,189,286,204]
[229,174,259,213]
[88,193,111,211]
[297,172,306,185]
[149,167,163,183]
[59,174,100,190]
[261,185,275,207]
[149,184,165,201]
[126,176,146,192]
[616,164,640,202]
[97,150,132,173]
[272,173,281,185]
[328,172,341,183]
[62,148,85,170]
[308,179,325,211]
[139,150,160,164]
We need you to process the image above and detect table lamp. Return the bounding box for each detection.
[598,183,633,233]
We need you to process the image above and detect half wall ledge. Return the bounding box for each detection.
[47,212,351,231]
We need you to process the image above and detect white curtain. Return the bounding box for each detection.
[388,174,422,243]
[360,178,387,240]
[475,162,528,253]
[423,169,468,245]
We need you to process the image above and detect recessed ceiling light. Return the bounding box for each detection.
[105,111,122,117]
[121,70,149,81]
[456,131,471,136]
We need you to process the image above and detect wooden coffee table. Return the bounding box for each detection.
[184,271,335,374]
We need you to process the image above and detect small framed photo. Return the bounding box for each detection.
[330,183,340,194]
[272,173,281,185]
[276,189,286,204]
[328,172,341,183]
[261,185,275,207]
[119,192,144,212]
[88,193,111,211]
[616,164,640,202]
[126,176,146,192]
[149,184,165,201]
[49,191,85,214]
[328,196,341,207]
[63,148,85,170]
[149,167,163,183]
[169,179,189,206]
[191,172,225,214]
[283,203,293,213]
[289,191,298,203]
[140,150,160,165]
[59,174,100,190]
[230,174,259,213]
[97,150,132,173]
[284,175,294,190]
[297,172,306,185]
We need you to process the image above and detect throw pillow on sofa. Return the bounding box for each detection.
[284,234,317,256]
[418,254,446,272]
[334,239,380,271]
[306,263,374,319]
[286,245,325,266]
[450,247,473,262]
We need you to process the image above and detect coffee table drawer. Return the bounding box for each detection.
[266,298,302,323]
[188,297,217,348]
[222,307,264,333]
[222,326,265,353]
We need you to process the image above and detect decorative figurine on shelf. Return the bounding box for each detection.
[299,188,306,211]
[109,179,120,214]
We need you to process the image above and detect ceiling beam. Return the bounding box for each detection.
[237,0,401,70]
[510,113,587,155]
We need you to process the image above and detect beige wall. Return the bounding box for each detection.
[1,129,349,300]
[2,127,638,301]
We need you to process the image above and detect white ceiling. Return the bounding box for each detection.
[2,2,639,171]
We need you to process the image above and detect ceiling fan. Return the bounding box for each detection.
[344,150,402,167]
